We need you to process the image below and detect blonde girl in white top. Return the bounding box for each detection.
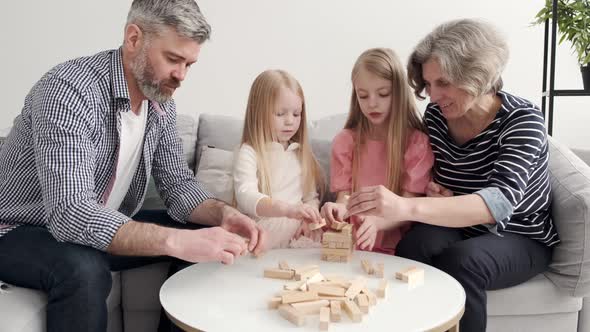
[233,69,325,251]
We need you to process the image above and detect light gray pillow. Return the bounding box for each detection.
[195,146,235,204]
[195,114,243,171]
[545,137,590,297]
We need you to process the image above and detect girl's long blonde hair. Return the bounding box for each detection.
[345,48,426,194]
[240,69,325,201]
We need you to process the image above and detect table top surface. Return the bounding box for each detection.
[160,248,465,332]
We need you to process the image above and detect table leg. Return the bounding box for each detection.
[448,322,459,332]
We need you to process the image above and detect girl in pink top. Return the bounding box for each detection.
[321,48,434,254]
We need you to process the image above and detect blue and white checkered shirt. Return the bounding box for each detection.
[0,48,213,250]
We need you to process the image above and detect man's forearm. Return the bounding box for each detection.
[107,220,175,256]
[188,198,226,226]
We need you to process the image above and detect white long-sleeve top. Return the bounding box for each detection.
[233,142,319,219]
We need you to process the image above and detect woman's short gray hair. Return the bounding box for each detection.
[127,0,211,43]
[408,19,509,99]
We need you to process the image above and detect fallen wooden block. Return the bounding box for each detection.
[308,284,346,297]
[361,259,374,275]
[282,290,319,304]
[396,266,425,288]
[357,294,369,314]
[320,306,330,331]
[361,287,377,306]
[291,299,330,315]
[284,280,307,291]
[345,277,366,300]
[268,297,282,309]
[278,304,305,326]
[330,300,342,322]
[342,298,362,322]
[377,279,388,298]
[375,263,384,278]
[294,265,319,281]
[264,268,294,280]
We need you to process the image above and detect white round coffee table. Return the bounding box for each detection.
[160,248,465,332]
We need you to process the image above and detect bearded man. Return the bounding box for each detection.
[0,1,264,331]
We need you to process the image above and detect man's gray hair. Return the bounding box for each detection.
[408,19,509,99]
[127,0,211,43]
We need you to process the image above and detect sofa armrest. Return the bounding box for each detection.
[572,148,590,166]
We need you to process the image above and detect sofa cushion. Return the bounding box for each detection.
[0,272,122,332]
[544,137,590,297]
[487,274,582,316]
[195,146,235,204]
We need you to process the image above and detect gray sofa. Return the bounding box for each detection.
[1,112,590,332]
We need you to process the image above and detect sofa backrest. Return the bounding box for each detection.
[545,136,590,298]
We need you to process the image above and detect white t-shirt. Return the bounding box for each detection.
[105,101,148,210]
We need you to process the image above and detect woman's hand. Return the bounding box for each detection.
[355,216,384,251]
[425,181,453,197]
[343,185,409,229]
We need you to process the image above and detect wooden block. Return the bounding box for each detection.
[361,259,374,275]
[264,268,294,280]
[268,297,282,309]
[331,220,346,230]
[306,272,324,285]
[308,284,346,297]
[278,304,305,326]
[341,224,353,235]
[375,263,384,278]
[406,268,424,289]
[342,298,362,322]
[320,307,330,330]
[361,287,377,306]
[309,218,327,230]
[317,295,348,301]
[294,265,319,280]
[321,248,351,256]
[284,280,307,291]
[377,279,388,298]
[396,266,418,281]
[291,299,330,315]
[330,300,342,322]
[357,294,369,314]
[282,291,319,304]
[298,268,320,281]
[278,260,290,270]
[345,277,366,300]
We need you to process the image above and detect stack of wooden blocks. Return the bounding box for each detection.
[321,221,354,262]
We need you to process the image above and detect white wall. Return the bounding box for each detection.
[1,0,588,148]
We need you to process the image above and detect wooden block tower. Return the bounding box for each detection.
[321,222,354,262]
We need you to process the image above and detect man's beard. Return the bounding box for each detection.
[131,46,180,103]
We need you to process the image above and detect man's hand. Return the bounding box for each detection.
[220,204,266,256]
[166,227,247,264]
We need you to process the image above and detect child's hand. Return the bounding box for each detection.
[425,181,453,197]
[356,216,383,251]
[283,203,322,224]
[294,221,323,242]
[320,202,347,225]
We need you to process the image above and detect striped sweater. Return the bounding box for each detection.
[425,91,559,246]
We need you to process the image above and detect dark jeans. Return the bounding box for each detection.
[0,210,203,332]
[396,223,553,332]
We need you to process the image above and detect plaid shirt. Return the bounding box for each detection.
[0,49,213,250]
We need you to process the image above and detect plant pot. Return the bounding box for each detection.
[582,65,590,91]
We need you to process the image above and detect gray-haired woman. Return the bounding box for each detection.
[344,19,558,331]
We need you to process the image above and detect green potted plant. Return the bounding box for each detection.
[534,0,590,90]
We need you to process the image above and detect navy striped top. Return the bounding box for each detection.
[425,91,559,246]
